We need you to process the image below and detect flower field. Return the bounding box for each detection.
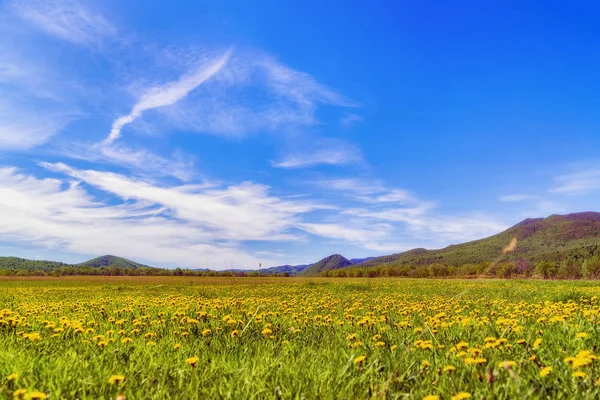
[2,277,600,399]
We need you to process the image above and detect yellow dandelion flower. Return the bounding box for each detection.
[186,356,199,367]
[572,371,588,378]
[533,338,542,349]
[261,328,273,336]
[442,365,456,373]
[202,329,211,336]
[173,343,181,350]
[498,360,517,369]
[576,332,588,339]
[540,366,552,377]
[121,337,133,344]
[108,375,125,385]
[7,373,18,381]
[451,392,471,400]
[13,389,27,399]
[422,395,440,400]
[354,355,366,365]
[231,330,239,338]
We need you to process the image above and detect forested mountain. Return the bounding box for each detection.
[79,255,154,269]
[332,212,600,278]
[300,254,352,276]
[0,257,71,272]
[354,212,600,268]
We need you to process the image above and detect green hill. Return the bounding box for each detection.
[0,257,71,272]
[78,255,154,269]
[301,254,352,276]
[352,212,600,270]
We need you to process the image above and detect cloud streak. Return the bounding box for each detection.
[272,139,363,169]
[551,167,600,195]
[104,49,232,144]
[9,0,116,46]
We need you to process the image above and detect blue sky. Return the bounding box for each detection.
[1,0,599,269]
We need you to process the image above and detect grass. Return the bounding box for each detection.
[2,277,600,399]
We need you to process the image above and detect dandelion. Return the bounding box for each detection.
[390,345,398,351]
[422,395,439,400]
[442,365,456,373]
[572,371,588,378]
[451,393,471,400]
[29,391,47,399]
[533,338,542,349]
[498,360,517,369]
[231,330,239,338]
[576,332,588,339]
[202,329,211,336]
[174,343,181,350]
[261,328,273,336]
[186,357,199,367]
[108,375,125,385]
[13,389,27,399]
[121,337,133,344]
[7,373,18,381]
[540,366,552,377]
[354,355,366,365]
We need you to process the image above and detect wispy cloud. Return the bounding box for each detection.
[272,139,363,169]
[9,0,116,46]
[340,113,364,127]
[0,99,76,149]
[499,194,539,202]
[551,167,600,195]
[104,50,232,144]
[312,178,413,203]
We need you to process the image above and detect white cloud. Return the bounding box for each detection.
[312,178,413,203]
[499,194,539,202]
[313,178,384,195]
[272,139,363,169]
[104,50,232,144]
[0,100,75,149]
[551,167,600,195]
[135,51,358,139]
[9,0,116,46]
[340,113,364,127]
[0,165,334,267]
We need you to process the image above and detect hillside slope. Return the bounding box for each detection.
[354,212,600,269]
[301,254,352,276]
[0,257,71,272]
[79,255,154,269]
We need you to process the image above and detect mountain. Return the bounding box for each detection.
[351,212,600,270]
[0,257,71,272]
[350,257,376,264]
[79,255,154,269]
[300,254,353,276]
[260,264,310,274]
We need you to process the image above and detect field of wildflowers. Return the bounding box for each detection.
[1,276,600,399]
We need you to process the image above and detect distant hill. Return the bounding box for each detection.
[301,254,352,276]
[0,257,71,272]
[351,212,600,270]
[79,255,154,269]
[260,264,310,274]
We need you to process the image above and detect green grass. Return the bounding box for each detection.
[2,277,600,399]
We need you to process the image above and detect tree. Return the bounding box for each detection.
[582,257,600,279]
[535,261,557,279]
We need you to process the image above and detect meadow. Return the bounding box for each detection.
[1,277,600,399]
